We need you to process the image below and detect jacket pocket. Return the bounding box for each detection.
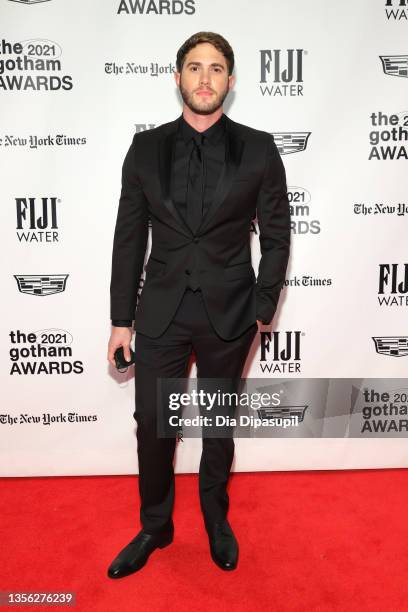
[145,256,166,277]
[224,261,255,281]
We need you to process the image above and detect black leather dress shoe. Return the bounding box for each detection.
[207,520,238,571]
[107,529,173,579]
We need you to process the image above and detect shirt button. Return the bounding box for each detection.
[185,269,191,275]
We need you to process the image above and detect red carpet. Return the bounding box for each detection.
[2,470,408,612]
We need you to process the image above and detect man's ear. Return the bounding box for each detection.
[174,71,181,87]
[228,74,236,91]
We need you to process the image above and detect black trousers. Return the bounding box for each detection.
[133,287,257,535]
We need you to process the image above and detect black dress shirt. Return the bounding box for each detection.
[172,113,226,224]
[112,114,226,328]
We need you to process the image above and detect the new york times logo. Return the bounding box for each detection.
[259,331,303,374]
[16,196,60,243]
[259,49,305,97]
[106,61,175,77]
[353,201,408,216]
[385,0,408,20]
[284,275,332,288]
[378,264,408,306]
[117,0,195,14]
[1,134,87,149]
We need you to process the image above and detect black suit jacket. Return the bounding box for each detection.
[110,115,291,340]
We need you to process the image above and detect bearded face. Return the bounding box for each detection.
[175,42,233,116]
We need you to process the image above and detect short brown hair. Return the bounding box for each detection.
[176,31,235,76]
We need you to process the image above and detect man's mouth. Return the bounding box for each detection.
[196,89,213,96]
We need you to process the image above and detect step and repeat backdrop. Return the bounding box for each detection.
[1,0,407,476]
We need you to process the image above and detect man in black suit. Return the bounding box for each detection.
[107,31,290,577]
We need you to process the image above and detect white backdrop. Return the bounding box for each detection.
[1,0,407,476]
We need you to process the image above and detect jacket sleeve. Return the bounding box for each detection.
[110,135,149,321]
[255,134,291,324]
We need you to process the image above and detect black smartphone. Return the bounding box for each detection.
[114,346,135,370]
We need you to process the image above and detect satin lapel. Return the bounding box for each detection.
[158,126,193,237]
[197,120,245,234]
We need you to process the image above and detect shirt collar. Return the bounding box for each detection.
[178,113,226,146]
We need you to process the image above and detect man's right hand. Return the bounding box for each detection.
[108,326,133,367]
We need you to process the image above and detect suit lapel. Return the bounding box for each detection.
[158,115,245,236]
[158,121,193,237]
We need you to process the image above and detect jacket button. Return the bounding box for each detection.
[185,269,191,275]
[193,237,199,243]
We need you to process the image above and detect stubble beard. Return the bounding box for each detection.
[179,77,229,116]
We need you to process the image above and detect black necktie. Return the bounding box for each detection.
[187,133,205,233]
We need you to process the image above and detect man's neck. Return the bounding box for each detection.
[182,106,224,132]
